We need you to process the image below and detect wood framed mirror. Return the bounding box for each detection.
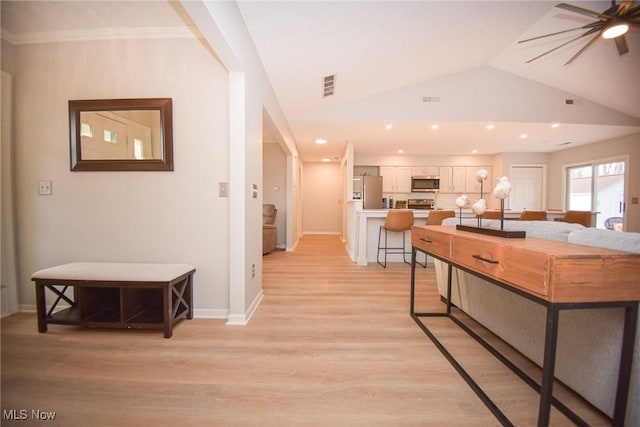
[69,98,173,171]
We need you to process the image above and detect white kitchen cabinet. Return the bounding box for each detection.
[439,166,465,193]
[424,166,439,176]
[465,166,492,194]
[411,166,426,176]
[411,166,439,176]
[380,166,411,193]
[438,167,451,192]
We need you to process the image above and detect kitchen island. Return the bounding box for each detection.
[345,203,569,266]
[350,207,431,266]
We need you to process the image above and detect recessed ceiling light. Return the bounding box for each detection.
[551,123,560,128]
[486,124,495,130]
[385,124,393,130]
[315,138,327,144]
[431,124,439,130]
[321,157,331,162]
[397,149,404,154]
[471,149,478,154]
[520,134,528,139]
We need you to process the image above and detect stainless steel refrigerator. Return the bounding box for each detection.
[353,175,383,209]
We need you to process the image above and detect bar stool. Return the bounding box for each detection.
[425,210,456,225]
[519,210,547,221]
[377,209,414,268]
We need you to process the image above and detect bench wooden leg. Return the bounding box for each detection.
[35,283,48,333]
[163,285,172,338]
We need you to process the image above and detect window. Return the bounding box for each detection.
[566,165,592,211]
[133,138,144,160]
[103,129,117,144]
[565,158,626,230]
[80,122,93,138]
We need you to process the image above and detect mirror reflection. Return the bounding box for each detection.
[80,110,163,160]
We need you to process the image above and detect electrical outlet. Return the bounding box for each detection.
[38,180,52,195]
[251,264,255,278]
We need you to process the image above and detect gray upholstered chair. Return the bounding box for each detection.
[263,204,277,254]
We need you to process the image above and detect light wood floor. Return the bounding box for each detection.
[1,235,609,426]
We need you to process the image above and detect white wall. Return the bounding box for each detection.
[187,0,301,320]
[302,162,342,234]
[493,152,550,178]
[11,37,230,316]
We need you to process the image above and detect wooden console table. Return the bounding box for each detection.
[32,262,195,338]
[410,225,640,427]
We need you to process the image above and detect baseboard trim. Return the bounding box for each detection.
[226,289,264,326]
[194,308,229,319]
[302,231,341,236]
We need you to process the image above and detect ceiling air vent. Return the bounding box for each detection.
[422,96,441,103]
[565,98,574,105]
[323,74,336,97]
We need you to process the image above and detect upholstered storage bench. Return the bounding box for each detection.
[31,262,195,338]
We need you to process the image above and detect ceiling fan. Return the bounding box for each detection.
[519,1,640,65]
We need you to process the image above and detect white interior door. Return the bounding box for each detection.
[508,165,545,211]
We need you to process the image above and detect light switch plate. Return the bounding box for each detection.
[219,182,229,197]
[38,180,52,195]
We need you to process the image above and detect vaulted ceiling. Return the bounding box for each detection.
[3,1,639,162]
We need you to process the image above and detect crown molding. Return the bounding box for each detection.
[1,26,196,45]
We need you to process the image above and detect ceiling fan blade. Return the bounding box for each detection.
[555,3,611,20]
[564,33,600,65]
[526,27,600,63]
[626,3,640,16]
[518,23,600,43]
[616,0,633,15]
[615,34,630,55]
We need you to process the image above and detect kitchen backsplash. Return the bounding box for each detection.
[383,192,499,210]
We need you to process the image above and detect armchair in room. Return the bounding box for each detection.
[263,204,278,255]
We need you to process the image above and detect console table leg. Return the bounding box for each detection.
[410,248,416,315]
[612,302,638,426]
[538,306,560,427]
[446,264,453,315]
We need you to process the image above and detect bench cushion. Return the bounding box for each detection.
[31,262,195,282]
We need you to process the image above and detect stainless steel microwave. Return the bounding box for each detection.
[411,176,440,192]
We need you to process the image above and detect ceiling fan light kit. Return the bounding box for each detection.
[519,0,639,65]
[602,22,629,39]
